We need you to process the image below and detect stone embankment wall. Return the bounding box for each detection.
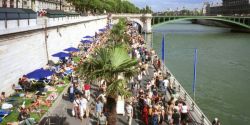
[0,16,107,94]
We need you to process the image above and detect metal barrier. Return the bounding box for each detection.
[0,12,37,29]
[160,62,212,125]
[0,12,37,20]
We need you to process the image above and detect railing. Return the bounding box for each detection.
[112,13,152,18]
[0,12,37,29]
[0,12,37,20]
[160,62,212,125]
[0,15,107,35]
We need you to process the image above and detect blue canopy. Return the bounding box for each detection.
[64,47,79,52]
[81,40,93,44]
[52,52,70,58]
[26,68,54,80]
[83,35,93,38]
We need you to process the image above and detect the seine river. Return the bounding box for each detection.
[150,21,250,125]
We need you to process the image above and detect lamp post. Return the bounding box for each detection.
[60,0,62,10]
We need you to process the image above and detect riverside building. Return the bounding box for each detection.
[0,0,75,12]
[205,0,250,16]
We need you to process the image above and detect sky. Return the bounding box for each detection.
[130,0,222,12]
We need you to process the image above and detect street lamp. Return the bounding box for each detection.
[60,0,62,10]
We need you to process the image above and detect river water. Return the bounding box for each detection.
[149,21,250,125]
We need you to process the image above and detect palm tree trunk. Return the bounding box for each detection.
[106,96,117,125]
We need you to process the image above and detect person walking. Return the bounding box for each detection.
[68,83,75,102]
[181,102,189,125]
[98,112,107,125]
[79,95,88,120]
[172,109,180,125]
[126,102,133,125]
[96,99,104,118]
[142,104,149,125]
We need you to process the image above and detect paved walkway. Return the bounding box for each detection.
[39,63,170,125]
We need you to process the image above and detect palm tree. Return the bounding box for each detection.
[77,44,138,125]
[110,18,127,43]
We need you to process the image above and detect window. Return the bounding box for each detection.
[2,0,7,8]
[10,0,14,8]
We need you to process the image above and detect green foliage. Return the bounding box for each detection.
[140,5,153,13]
[66,0,141,14]
[77,44,138,97]
[110,18,126,43]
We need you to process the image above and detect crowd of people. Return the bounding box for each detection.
[0,14,221,125]
[65,28,111,124]
[64,20,197,125]
[126,23,192,125]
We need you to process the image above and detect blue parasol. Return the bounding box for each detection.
[81,40,93,44]
[99,28,106,32]
[83,35,93,38]
[52,52,70,58]
[64,47,79,52]
[26,68,54,80]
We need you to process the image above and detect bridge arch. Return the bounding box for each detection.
[128,18,144,28]
[152,17,250,29]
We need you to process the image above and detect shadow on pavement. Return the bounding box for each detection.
[39,115,69,125]
[117,117,127,125]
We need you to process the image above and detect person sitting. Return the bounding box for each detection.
[18,107,36,125]
[12,84,23,92]
[30,95,51,110]
[0,92,6,102]
[18,76,31,91]
[19,75,28,85]
[51,74,59,85]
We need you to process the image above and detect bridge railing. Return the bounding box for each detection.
[112,13,152,18]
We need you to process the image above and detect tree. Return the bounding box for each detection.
[77,44,138,125]
[110,18,126,43]
[140,5,153,13]
[66,0,140,14]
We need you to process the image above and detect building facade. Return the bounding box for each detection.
[0,0,75,12]
[206,0,250,16]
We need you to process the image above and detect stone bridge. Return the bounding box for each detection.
[112,14,152,33]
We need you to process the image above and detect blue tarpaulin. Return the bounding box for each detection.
[83,35,93,38]
[26,68,54,80]
[52,52,70,58]
[64,47,79,52]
